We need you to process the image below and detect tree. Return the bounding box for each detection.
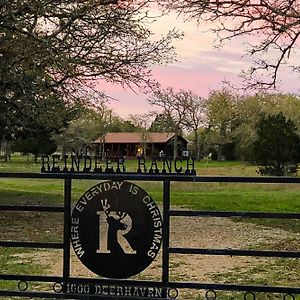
[253,113,300,176]
[1,0,178,92]
[148,87,189,158]
[258,93,300,130]
[0,0,179,140]
[119,120,138,132]
[54,103,141,156]
[235,93,300,160]
[149,113,177,133]
[160,0,300,89]
[206,88,238,160]
[181,92,207,160]
[129,113,151,157]
[55,103,114,155]
[232,94,263,161]
[9,94,77,159]
[129,113,151,131]
[12,131,57,161]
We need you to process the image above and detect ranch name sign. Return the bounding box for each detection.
[41,155,196,175]
[68,180,164,297]
[71,180,163,278]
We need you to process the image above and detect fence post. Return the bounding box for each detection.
[162,179,170,298]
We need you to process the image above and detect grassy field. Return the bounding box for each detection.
[0,155,299,299]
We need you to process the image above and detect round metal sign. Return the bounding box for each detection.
[71,181,163,278]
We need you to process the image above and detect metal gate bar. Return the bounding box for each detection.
[0,172,299,299]
[162,180,170,298]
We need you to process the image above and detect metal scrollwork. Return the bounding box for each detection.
[53,282,63,293]
[167,288,179,299]
[205,289,217,300]
[17,280,28,292]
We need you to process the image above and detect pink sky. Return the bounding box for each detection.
[98,12,300,118]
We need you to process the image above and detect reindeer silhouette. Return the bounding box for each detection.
[107,212,128,255]
[100,199,136,255]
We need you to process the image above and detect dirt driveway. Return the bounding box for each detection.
[23,215,299,299]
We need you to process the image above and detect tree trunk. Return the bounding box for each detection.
[218,124,226,161]
[173,131,178,159]
[217,144,223,161]
[194,129,200,160]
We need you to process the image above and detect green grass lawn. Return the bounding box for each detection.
[0,156,299,299]
[0,156,299,230]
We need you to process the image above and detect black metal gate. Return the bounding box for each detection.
[0,172,300,299]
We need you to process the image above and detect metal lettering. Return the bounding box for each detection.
[40,156,196,175]
[149,158,159,174]
[75,203,84,212]
[71,155,81,172]
[129,184,139,195]
[162,158,172,173]
[52,155,60,172]
[41,155,50,172]
[83,155,92,172]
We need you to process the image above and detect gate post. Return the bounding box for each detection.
[162,180,170,298]
[63,177,72,284]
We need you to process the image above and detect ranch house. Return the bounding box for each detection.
[93,132,188,158]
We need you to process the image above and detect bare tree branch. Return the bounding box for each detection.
[159,0,300,89]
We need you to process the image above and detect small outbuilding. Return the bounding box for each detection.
[93,132,188,158]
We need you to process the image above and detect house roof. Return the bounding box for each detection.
[94,132,178,144]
